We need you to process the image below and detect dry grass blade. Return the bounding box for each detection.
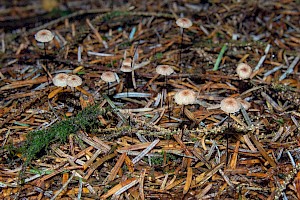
[105,152,126,183]
[139,169,147,200]
[84,152,117,180]
[249,130,277,168]
[101,177,137,199]
[183,167,193,194]
[192,162,224,188]
[114,179,139,196]
[229,140,240,169]
[132,139,160,164]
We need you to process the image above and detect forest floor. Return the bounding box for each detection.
[0,0,300,199]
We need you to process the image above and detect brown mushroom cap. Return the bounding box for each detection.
[236,63,252,79]
[174,89,196,105]
[220,97,240,114]
[176,18,193,29]
[67,75,82,87]
[35,29,54,43]
[52,73,69,87]
[122,58,132,67]
[101,71,116,83]
[156,65,174,76]
[120,65,132,73]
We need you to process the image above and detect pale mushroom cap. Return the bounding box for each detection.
[101,71,116,83]
[35,29,54,43]
[156,65,174,76]
[176,18,193,29]
[120,65,132,72]
[236,63,252,79]
[220,97,240,114]
[174,89,196,105]
[67,75,82,87]
[52,73,69,87]
[122,58,132,67]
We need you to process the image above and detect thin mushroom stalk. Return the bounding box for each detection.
[219,97,241,167]
[35,29,54,91]
[176,17,192,74]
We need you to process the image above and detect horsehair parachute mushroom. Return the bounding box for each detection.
[220,97,241,114]
[122,58,133,67]
[176,17,192,71]
[176,18,193,29]
[236,63,252,79]
[101,71,116,95]
[48,73,69,99]
[156,65,174,76]
[101,71,116,83]
[121,58,134,92]
[174,89,196,119]
[156,65,175,118]
[52,73,69,87]
[35,29,54,43]
[220,96,241,166]
[67,75,82,88]
[35,29,54,57]
[35,29,54,90]
[174,89,196,105]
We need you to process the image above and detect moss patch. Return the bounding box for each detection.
[20,106,105,167]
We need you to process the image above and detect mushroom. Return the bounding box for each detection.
[176,17,192,69]
[220,97,241,166]
[101,71,116,95]
[121,58,133,94]
[156,65,175,117]
[174,89,196,118]
[236,63,252,79]
[52,73,69,87]
[35,29,54,90]
[220,97,241,114]
[156,64,174,87]
[67,75,82,88]
[35,29,54,56]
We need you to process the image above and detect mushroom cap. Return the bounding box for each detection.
[176,18,193,29]
[122,58,132,67]
[35,29,54,43]
[236,63,252,79]
[156,65,174,76]
[52,73,69,87]
[67,75,82,87]
[120,65,132,72]
[101,71,116,83]
[174,89,196,105]
[220,97,241,114]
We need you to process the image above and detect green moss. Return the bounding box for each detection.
[20,106,105,167]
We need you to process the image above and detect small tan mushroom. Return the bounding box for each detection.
[220,97,240,114]
[156,65,174,76]
[176,18,193,29]
[101,71,116,83]
[52,73,69,87]
[35,29,54,43]
[67,75,82,87]
[174,89,196,105]
[236,63,252,79]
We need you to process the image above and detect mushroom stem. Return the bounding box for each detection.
[107,82,110,95]
[167,93,171,121]
[181,105,185,118]
[43,43,47,57]
[179,28,184,71]
[225,113,230,167]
